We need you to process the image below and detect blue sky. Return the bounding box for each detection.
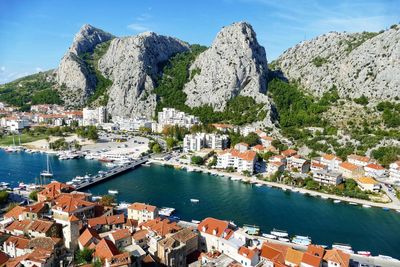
[0,0,399,84]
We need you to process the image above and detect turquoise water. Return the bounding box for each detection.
[1,150,400,257]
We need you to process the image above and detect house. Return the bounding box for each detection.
[310,161,328,173]
[347,154,372,167]
[5,220,31,236]
[260,136,274,147]
[109,228,132,250]
[105,252,133,267]
[259,242,288,266]
[364,163,386,179]
[287,155,310,173]
[78,228,101,249]
[37,181,74,202]
[5,248,55,267]
[197,217,234,252]
[27,219,62,238]
[301,245,325,267]
[252,144,277,154]
[338,162,364,179]
[132,229,149,248]
[389,161,400,182]
[0,251,9,266]
[127,202,158,224]
[52,195,96,221]
[211,123,234,133]
[281,149,297,157]
[312,170,343,185]
[22,202,48,220]
[199,251,240,267]
[3,206,26,221]
[93,238,120,261]
[2,235,31,257]
[236,246,259,267]
[285,247,304,267]
[124,218,139,233]
[356,177,381,192]
[88,214,125,232]
[266,162,285,176]
[323,249,350,267]
[320,154,342,171]
[235,143,249,152]
[171,228,199,257]
[157,236,186,267]
[140,218,182,238]
[216,149,257,174]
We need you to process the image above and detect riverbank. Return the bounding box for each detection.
[150,159,400,211]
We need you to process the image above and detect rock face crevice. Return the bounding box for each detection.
[98,32,190,118]
[275,26,400,101]
[55,24,114,106]
[183,22,270,111]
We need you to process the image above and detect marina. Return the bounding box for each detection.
[0,151,400,258]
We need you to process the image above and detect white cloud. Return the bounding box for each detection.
[127,23,151,32]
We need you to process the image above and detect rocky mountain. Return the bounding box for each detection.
[98,33,189,118]
[55,24,114,106]
[183,22,270,111]
[274,25,400,101]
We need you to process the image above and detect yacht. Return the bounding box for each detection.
[66,181,74,186]
[116,202,131,210]
[191,220,201,224]
[357,251,371,257]
[348,202,358,205]
[278,237,290,242]
[362,204,371,208]
[271,229,289,238]
[92,196,102,201]
[40,154,53,179]
[108,189,119,195]
[262,233,277,239]
[190,199,199,203]
[333,200,341,204]
[292,235,312,246]
[159,207,176,217]
[255,183,263,187]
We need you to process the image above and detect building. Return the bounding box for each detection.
[260,136,274,147]
[234,142,249,152]
[356,177,381,192]
[216,149,257,174]
[260,242,288,266]
[37,181,75,202]
[22,202,48,220]
[281,149,297,158]
[389,161,400,182]
[78,228,101,249]
[83,106,107,126]
[155,108,199,132]
[313,170,343,185]
[347,154,372,167]
[287,155,310,173]
[236,246,259,267]
[285,247,304,267]
[338,162,364,179]
[183,133,229,152]
[114,116,153,131]
[323,249,349,267]
[3,235,31,257]
[364,163,386,179]
[157,237,186,267]
[109,228,132,250]
[266,162,285,176]
[27,219,62,238]
[127,202,158,223]
[197,217,235,252]
[320,154,342,171]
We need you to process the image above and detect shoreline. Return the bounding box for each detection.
[150,159,400,211]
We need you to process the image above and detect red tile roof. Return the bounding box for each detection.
[281,149,297,157]
[260,243,288,264]
[128,202,157,212]
[28,219,56,234]
[141,218,181,237]
[197,217,233,240]
[110,228,131,241]
[302,252,322,267]
[238,246,257,260]
[6,219,31,233]
[339,161,360,171]
[365,163,385,170]
[4,206,25,220]
[323,249,350,267]
[4,235,30,249]
[52,195,95,213]
[38,181,74,201]
[78,228,100,248]
[94,239,119,259]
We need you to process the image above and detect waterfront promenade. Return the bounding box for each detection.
[150,159,400,210]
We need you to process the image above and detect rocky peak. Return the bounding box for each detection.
[183,21,269,111]
[69,24,114,55]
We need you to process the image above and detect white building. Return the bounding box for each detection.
[114,116,153,132]
[216,149,257,174]
[312,170,343,185]
[364,163,386,179]
[389,161,400,183]
[347,154,372,167]
[320,154,343,171]
[83,106,107,126]
[155,108,199,132]
[183,133,229,152]
[127,202,158,224]
[356,177,380,192]
[287,155,310,173]
[0,116,30,132]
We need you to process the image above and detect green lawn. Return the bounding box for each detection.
[0,134,48,146]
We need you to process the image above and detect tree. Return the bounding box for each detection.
[166,137,177,151]
[191,156,204,165]
[152,143,162,154]
[139,126,151,134]
[75,247,94,264]
[99,195,116,206]
[29,190,38,201]
[353,95,369,106]
[0,191,9,204]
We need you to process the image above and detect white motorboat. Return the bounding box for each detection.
[321,196,329,199]
[255,183,263,187]
[116,202,131,210]
[362,204,371,208]
[348,202,358,205]
[190,199,199,203]
[278,237,290,242]
[108,189,119,195]
[66,181,74,185]
[159,207,176,216]
[262,233,277,239]
[231,177,241,181]
[271,229,289,237]
[0,182,9,187]
[357,251,371,257]
[92,196,102,201]
[292,235,312,246]
[333,200,341,203]
[191,220,201,224]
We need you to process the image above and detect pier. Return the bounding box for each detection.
[73,157,149,190]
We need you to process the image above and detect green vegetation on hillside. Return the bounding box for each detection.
[80,40,113,105]
[0,71,62,109]
[312,56,328,67]
[371,146,400,167]
[343,31,379,54]
[376,101,400,128]
[155,45,267,125]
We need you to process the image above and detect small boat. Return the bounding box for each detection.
[271,229,289,237]
[231,177,241,181]
[108,189,119,195]
[396,209,400,213]
[40,154,53,179]
[262,233,277,239]
[362,204,371,208]
[333,200,341,204]
[332,243,353,254]
[115,202,130,210]
[349,202,358,205]
[191,220,201,224]
[92,196,102,201]
[159,207,175,217]
[190,199,199,203]
[292,235,312,246]
[278,237,290,242]
[99,157,113,163]
[321,196,329,199]
[382,207,390,211]
[255,183,262,187]
[243,225,260,235]
[66,181,74,185]
[0,182,9,187]
[357,251,371,257]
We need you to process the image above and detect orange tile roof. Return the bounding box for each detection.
[24,202,47,214]
[261,136,274,141]
[357,177,378,185]
[27,219,56,234]
[141,218,181,237]
[285,247,304,265]
[94,239,119,259]
[4,206,26,220]
[323,249,350,267]
[302,252,322,267]
[52,195,95,213]
[348,154,370,163]
[306,245,325,258]
[312,161,328,169]
[260,243,288,264]
[79,228,100,247]
[238,246,257,260]
[198,217,233,239]
[108,252,132,266]
[132,229,149,241]
[111,228,131,241]
[4,235,30,249]
[323,154,342,161]
[38,181,74,201]
[365,163,385,170]
[88,214,125,228]
[128,202,157,212]
[281,149,297,157]
[6,219,31,232]
[252,144,265,151]
[339,161,360,171]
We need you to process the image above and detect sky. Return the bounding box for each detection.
[0,0,399,84]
